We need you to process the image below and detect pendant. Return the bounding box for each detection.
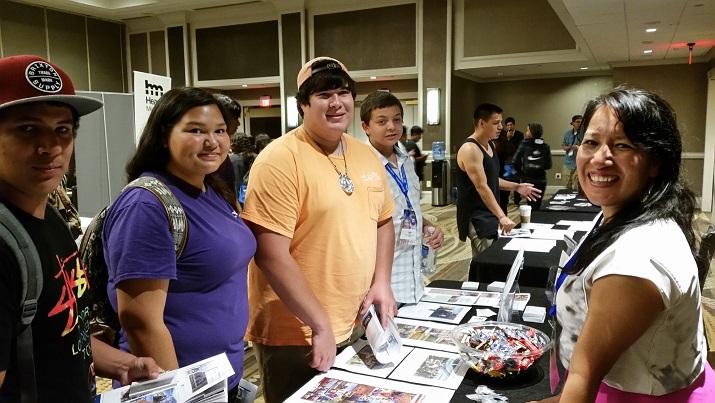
[338,174,355,194]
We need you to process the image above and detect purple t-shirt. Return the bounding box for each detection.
[102,172,255,389]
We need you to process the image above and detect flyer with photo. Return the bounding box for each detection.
[286,369,455,402]
[388,348,469,389]
[361,304,404,364]
[396,302,470,324]
[333,339,413,378]
[393,318,458,353]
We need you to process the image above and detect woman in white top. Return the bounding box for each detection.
[533,87,715,402]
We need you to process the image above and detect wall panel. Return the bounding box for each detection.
[0,0,47,57]
[167,26,186,87]
[129,33,149,74]
[87,18,126,92]
[47,10,89,90]
[149,30,166,76]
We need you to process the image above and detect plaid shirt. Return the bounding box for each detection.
[368,143,425,304]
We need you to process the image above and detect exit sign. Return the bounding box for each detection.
[259,96,272,108]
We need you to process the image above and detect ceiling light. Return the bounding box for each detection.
[241,84,248,87]
[497,73,503,76]
[370,76,377,80]
[580,67,588,70]
[646,28,657,33]
[643,50,653,54]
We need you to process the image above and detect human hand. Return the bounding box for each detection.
[517,183,542,201]
[309,326,337,372]
[360,282,398,329]
[499,215,516,235]
[423,226,444,250]
[118,357,163,386]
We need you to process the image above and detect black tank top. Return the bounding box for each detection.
[456,138,500,240]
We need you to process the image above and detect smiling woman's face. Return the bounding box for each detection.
[577,106,659,221]
[164,104,228,189]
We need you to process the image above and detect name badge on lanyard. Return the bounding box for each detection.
[387,163,418,245]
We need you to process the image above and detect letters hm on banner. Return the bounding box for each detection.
[133,71,171,146]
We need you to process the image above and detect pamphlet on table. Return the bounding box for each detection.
[397,301,470,324]
[388,348,469,389]
[333,339,413,378]
[393,318,458,352]
[286,369,455,402]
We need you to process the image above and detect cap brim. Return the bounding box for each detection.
[0,94,104,117]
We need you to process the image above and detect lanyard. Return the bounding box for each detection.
[549,215,603,317]
[385,163,412,210]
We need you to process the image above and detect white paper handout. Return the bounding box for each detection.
[498,228,532,238]
[388,348,469,389]
[530,229,576,241]
[286,369,455,402]
[333,339,413,378]
[97,353,235,403]
[360,305,403,364]
[521,222,554,230]
[397,302,470,324]
[393,318,459,352]
[420,287,485,305]
[503,238,557,252]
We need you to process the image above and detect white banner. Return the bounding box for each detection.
[133,71,171,145]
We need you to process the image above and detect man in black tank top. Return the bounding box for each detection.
[456,103,542,257]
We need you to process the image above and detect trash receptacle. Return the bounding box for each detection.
[431,160,449,206]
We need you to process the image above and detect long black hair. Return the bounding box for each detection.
[570,86,698,275]
[125,87,238,212]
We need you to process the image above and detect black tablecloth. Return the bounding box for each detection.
[428,280,559,402]
[468,210,598,287]
[540,189,600,214]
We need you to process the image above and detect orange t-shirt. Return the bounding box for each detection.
[242,127,395,346]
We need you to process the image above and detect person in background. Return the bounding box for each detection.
[532,87,715,403]
[102,87,256,402]
[456,103,541,256]
[213,94,242,201]
[561,114,583,191]
[513,123,551,210]
[361,91,444,304]
[242,57,396,402]
[48,176,83,239]
[229,132,253,197]
[398,125,409,155]
[405,126,427,182]
[0,54,160,402]
[254,133,273,154]
[494,116,524,212]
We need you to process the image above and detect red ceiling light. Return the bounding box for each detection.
[687,42,695,65]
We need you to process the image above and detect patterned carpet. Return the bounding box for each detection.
[97,193,715,398]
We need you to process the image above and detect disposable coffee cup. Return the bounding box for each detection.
[519,205,532,224]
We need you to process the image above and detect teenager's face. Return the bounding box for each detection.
[0,103,75,202]
[164,104,229,188]
[506,122,515,132]
[301,87,354,146]
[362,106,403,151]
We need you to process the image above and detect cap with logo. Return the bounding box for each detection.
[0,55,103,116]
[296,57,350,89]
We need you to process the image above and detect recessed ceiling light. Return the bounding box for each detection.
[642,40,653,44]
[646,28,657,33]
[241,84,248,87]
[645,20,661,25]
[497,73,504,76]
[580,67,588,70]
[370,76,377,80]
[643,49,653,54]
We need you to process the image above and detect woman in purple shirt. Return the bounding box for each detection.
[102,88,256,400]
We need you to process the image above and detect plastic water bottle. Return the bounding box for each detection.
[421,226,437,275]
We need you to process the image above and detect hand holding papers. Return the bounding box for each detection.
[97,353,238,403]
[361,305,403,364]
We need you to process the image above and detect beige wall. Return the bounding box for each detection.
[0,0,126,92]
[613,63,710,197]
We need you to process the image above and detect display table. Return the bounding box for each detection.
[468,210,598,287]
[428,279,559,402]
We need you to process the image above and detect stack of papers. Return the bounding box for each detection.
[522,306,547,323]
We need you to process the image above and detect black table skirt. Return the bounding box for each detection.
[427,280,561,402]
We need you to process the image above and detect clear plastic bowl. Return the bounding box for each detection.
[449,321,553,378]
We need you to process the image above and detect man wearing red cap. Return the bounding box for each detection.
[242,57,397,402]
[0,55,160,402]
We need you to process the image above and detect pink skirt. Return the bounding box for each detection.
[596,363,715,402]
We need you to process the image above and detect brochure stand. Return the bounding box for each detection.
[497,249,525,322]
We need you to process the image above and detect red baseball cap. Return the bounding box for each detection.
[296,57,350,89]
[0,54,103,116]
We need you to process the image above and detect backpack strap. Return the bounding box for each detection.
[0,202,43,403]
[126,177,188,257]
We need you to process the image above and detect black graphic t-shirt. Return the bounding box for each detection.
[0,203,95,402]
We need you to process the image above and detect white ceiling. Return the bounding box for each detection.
[12,0,715,81]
